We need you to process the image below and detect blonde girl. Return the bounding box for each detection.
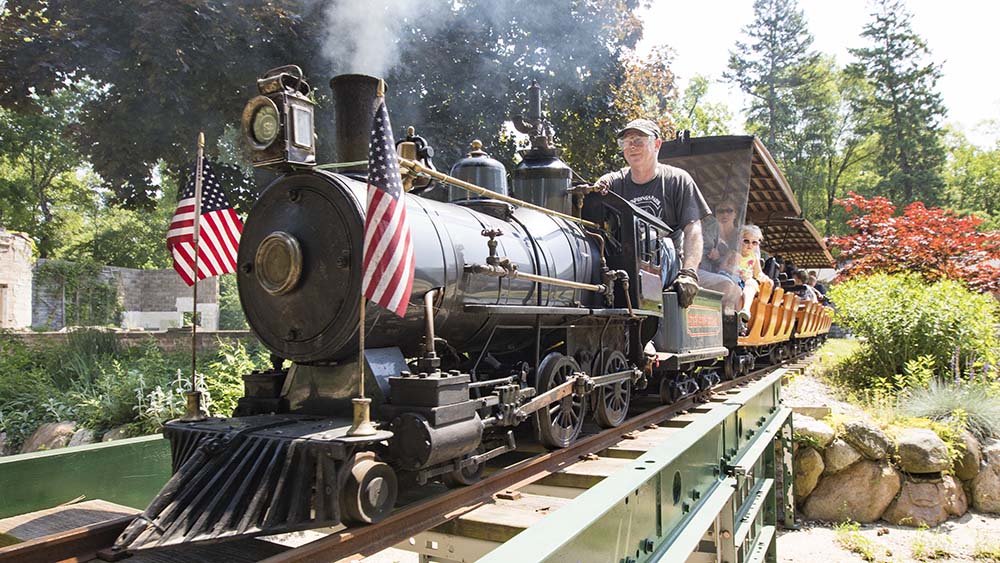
[736,224,767,322]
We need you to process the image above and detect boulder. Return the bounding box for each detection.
[823,438,863,474]
[954,431,982,482]
[794,446,825,499]
[802,460,901,523]
[841,420,893,461]
[67,428,96,448]
[895,427,950,474]
[20,422,76,453]
[793,413,835,448]
[970,440,1000,513]
[792,406,832,420]
[882,475,968,526]
[102,425,131,442]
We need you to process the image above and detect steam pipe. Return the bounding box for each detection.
[424,289,438,360]
[398,157,599,229]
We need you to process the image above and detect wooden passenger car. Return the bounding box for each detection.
[658,135,835,351]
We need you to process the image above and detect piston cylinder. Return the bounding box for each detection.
[389,412,484,470]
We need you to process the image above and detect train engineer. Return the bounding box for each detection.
[595,119,709,308]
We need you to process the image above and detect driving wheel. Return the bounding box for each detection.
[533,352,586,448]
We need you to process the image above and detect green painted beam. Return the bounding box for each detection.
[0,435,170,518]
[478,369,788,563]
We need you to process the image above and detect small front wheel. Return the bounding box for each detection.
[340,454,398,525]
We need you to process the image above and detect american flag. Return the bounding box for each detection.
[362,101,414,318]
[166,160,243,286]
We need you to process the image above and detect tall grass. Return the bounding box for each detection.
[900,379,1000,441]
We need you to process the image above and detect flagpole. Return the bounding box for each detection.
[348,80,386,437]
[181,132,207,422]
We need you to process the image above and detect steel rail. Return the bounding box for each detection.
[261,362,788,563]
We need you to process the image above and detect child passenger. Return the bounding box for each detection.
[737,224,768,324]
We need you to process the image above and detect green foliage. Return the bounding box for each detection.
[909,524,952,561]
[33,259,122,327]
[974,534,1000,562]
[0,332,272,450]
[218,274,248,330]
[726,0,820,163]
[670,75,733,136]
[203,339,272,416]
[834,521,881,562]
[829,273,1000,388]
[848,0,947,205]
[900,380,1000,441]
[945,128,1000,222]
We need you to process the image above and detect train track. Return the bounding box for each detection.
[0,358,805,563]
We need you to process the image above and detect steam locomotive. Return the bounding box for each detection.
[116,66,831,551]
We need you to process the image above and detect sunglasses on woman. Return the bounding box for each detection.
[742,239,760,246]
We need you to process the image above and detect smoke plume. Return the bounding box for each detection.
[318,0,443,78]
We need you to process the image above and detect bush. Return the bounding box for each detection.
[829,273,999,389]
[0,332,272,450]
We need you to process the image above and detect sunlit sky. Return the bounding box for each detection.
[637,0,1000,147]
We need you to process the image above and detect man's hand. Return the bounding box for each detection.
[673,268,700,308]
[596,179,611,195]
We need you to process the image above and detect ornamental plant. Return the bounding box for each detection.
[828,192,1000,293]
[829,273,999,388]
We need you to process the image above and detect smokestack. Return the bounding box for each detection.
[329,74,384,174]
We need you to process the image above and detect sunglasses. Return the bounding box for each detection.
[617,136,653,149]
[742,239,760,246]
[717,208,735,214]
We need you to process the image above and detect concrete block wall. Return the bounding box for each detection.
[0,230,33,329]
[31,260,221,331]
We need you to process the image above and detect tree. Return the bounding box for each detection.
[944,129,1000,226]
[848,0,947,205]
[1,0,325,208]
[2,0,647,204]
[669,75,733,137]
[0,81,102,255]
[725,0,820,163]
[385,0,644,181]
[828,192,1000,294]
[613,45,679,140]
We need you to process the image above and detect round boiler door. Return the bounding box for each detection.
[254,231,302,295]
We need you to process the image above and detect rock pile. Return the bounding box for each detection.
[793,413,1000,526]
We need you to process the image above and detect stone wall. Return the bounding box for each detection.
[793,412,1000,526]
[0,230,33,329]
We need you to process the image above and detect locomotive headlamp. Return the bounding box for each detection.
[251,100,280,146]
[241,65,316,169]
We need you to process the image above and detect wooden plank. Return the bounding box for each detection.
[0,499,137,542]
[536,456,632,489]
[603,428,681,459]
[435,493,569,543]
[124,539,289,562]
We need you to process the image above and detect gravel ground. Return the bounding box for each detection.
[778,512,1000,563]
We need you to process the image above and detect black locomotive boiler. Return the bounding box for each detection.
[116,67,737,551]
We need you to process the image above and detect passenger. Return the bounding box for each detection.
[596,119,710,308]
[698,193,743,314]
[793,270,820,303]
[702,194,740,277]
[736,224,769,325]
[807,271,827,296]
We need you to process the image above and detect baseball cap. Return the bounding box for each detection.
[617,119,660,139]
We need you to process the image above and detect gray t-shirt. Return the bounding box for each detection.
[598,163,711,241]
